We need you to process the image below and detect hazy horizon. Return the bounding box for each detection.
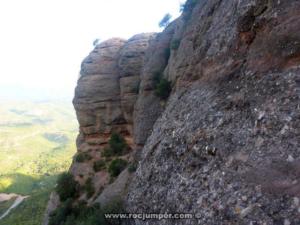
[0,0,183,101]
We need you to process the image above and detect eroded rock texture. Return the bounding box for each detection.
[45,0,300,224]
[127,0,300,224]
[72,34,155,192]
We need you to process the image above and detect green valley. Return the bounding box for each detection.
[0,100,77,225]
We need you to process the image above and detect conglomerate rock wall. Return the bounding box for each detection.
[45,0,300,224]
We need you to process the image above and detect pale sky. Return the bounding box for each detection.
[0,0,183,100]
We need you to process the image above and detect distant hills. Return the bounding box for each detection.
[0,85,74,102]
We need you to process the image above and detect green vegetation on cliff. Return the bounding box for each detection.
[56,172,78,201]
[102,133,128,158]
[108,159,128,177]
[153,71,172,100]
[49,197,124,225]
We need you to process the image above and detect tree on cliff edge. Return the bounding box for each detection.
[159,13,172,28]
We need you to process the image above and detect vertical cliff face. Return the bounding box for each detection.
[72,34,155,199]
[133,24,176,146]
[45,0,300,224]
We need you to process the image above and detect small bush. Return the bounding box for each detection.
[85,177,95,198]
[181,0,199,21]
[93,38,100,47]
[164,47,171,62]
[56,172,78,201]
[75,152,92,163]
[50,198,124,225]
[101,133,128,158]
[128,162,138,173]
[49,198,73,225]
[180,0,199,13]
[155,78,172,100]
[152,71,172,100]
[93,159,106,172]
[109,133,128,155]
[108,159,128,177]
[171,39,181,50]
[152,71,162,86]
[159,13,172,28]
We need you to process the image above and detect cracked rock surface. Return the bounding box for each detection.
[44,0,300,224]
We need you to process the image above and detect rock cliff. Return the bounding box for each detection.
[72,33,155,200]
[45,0,300,224]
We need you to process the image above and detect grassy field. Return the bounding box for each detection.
[0,100,77,225]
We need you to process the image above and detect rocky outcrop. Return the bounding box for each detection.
[72,33,155,199]
[43,34,155,224]
[72,38,126,194]
[119,34,157,135]
[45,0,300,224]
[127,0,300,224]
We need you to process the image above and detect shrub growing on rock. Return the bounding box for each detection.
[181,0,199,21]
[49,198,73,225]
[75,152,92,163]
[152,71,172,100]
[49,197,125,225]
[153,71,162,86]
[159,13,172,28]
[56,172,78,201]
[93,159,106,172]
[180,0,199,13]
[85,177,95,198]
[109,133,128,155]
[164,47,171,62]
[155,78,172,100]
[108,159,128,177]
[102,133,128,157]
[93,38,100,47]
